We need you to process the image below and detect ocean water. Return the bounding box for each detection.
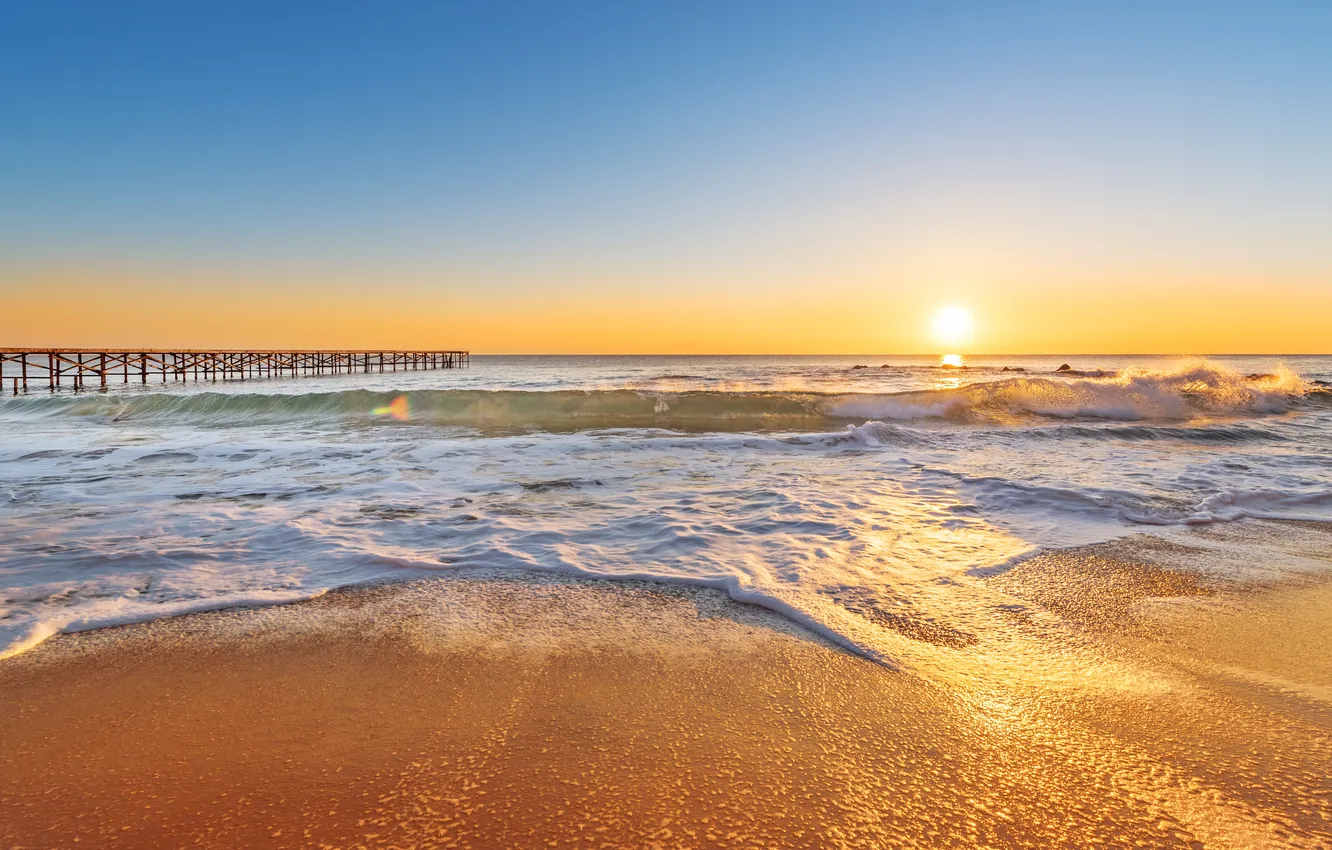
[2,354,1331,663]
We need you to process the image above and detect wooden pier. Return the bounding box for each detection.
[0,349,469,393]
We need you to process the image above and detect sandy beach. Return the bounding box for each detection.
[3,522,1330,849]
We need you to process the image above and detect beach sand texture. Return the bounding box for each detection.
[3,523,1331,849]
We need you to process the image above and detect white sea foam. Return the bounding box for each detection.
[0,589,328,660]
[1,355,1330,663]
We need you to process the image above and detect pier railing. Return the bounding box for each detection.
[0,349,469,393]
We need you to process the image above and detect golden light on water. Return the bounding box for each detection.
[932,307,974,349]
[940,353,964,369]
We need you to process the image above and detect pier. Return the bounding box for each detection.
[0,349,469,393]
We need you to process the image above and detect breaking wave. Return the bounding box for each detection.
[0,361,1320,432]
[829,363,1314,424]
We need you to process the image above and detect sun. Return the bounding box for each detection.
[932,307,973,348]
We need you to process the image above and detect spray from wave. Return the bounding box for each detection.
[830,362,1313,424]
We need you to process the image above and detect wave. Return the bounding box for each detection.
[0,362,1319,432]
[0,388,833,431]
[830,362,1314,424]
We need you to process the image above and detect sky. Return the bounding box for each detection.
[2,0,1330,353]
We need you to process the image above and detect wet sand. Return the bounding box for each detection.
[3,524,1332,849]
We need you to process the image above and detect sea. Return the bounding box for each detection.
[2,354,1330,664]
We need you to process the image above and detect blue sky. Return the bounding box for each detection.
[2,1,1330,351]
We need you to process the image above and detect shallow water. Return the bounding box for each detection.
[2,354,1331,662]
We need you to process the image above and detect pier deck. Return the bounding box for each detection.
[0,349,469,393]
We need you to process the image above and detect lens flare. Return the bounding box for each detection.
[372,395,410,421]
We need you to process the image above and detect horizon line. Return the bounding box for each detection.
[3,347,1328,357]
[463,352,1332,357]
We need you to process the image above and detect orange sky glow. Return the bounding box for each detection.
[3,267,1327,354]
